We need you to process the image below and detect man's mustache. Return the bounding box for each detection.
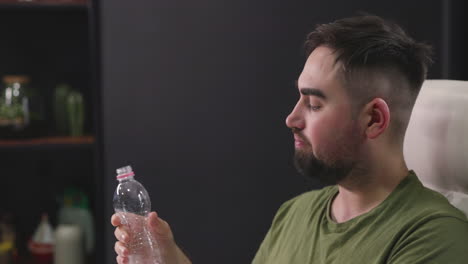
[291,129,310,146]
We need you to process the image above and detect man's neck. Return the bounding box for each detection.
[330,156,408,223]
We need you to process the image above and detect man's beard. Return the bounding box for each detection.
[294,149,354,185]
[292,124,362,185]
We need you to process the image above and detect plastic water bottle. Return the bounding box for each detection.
[113,165,161,264]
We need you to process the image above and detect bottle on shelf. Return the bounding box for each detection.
[53,83,85,137]
[28,213,54,264]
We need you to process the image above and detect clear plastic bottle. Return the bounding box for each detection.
[113,165,161,264]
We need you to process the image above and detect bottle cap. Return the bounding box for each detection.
[116,165,134,179]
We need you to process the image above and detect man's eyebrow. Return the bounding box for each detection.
[295,81,327,100]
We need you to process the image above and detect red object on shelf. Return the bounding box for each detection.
[28,214,54,264]
[28,241,53,264]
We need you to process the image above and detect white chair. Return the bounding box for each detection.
[404,79,468,217]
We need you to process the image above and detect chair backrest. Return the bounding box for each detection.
[404,80,468,216]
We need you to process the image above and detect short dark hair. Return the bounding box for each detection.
[304,15,433,141]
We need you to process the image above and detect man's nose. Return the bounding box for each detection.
[285,104,304,130]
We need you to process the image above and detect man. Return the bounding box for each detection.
[112,15,468,263]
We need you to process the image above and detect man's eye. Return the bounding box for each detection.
[308,105,321,111]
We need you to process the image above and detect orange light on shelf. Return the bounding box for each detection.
[0,136,94,146]
[0,0,88,5]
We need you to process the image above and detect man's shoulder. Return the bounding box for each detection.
[276,185,337,217]
[295,185,337,204]
[387,172,467,223]
[267,186,336,236]
[387,175,468,258]
[403,181,467,222]
[389,205,468,263]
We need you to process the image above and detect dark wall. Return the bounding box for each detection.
[446,0,468,79]
[99,1,466,263]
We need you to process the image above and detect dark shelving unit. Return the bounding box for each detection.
[0,0,102,263]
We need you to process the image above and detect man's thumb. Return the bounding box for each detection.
[147,212,174,242]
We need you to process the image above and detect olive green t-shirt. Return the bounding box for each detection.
[252,171,468,263]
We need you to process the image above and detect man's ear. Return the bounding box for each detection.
[362,98,390,139]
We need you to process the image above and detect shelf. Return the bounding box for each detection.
[15,254,95,264]
[0,0,88,9]
[0,136,94,149]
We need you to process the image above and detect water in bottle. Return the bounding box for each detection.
[113,165,161,264]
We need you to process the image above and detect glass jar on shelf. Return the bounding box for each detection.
[0,75,44,139]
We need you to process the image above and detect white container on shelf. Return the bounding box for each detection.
[54,224,84,264]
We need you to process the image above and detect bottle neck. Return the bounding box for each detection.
[117,175,134,182]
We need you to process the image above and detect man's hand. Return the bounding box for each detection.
[111,212,191,264]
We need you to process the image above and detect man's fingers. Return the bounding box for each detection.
[114,226,129,243]
[111,214,122,227]
[116,255,128,264]
[114,241,128,257]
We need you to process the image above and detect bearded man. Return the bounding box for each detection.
[112,15,468,264]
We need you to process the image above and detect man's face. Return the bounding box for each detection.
[286,46,365,184]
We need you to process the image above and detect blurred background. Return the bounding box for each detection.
[0,0,466,263]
